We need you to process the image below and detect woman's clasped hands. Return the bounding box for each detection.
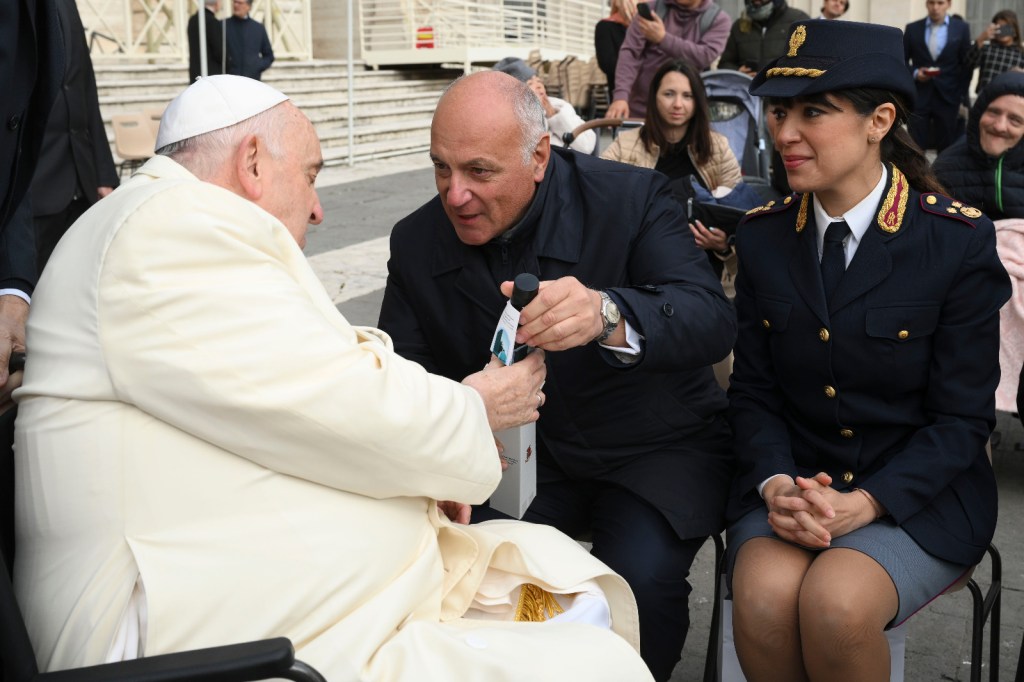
[764,472,882,549]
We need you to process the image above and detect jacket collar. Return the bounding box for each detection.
[790,163,906,321]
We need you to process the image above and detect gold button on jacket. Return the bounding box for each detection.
[818,328,830,342]
[824,385,836,398]
[841,471,854,484]
[839,428,854,438]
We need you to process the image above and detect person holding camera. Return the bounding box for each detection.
[966,9,1024,95]
[605,0,731,120]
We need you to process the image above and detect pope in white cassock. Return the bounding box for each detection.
[12,76,653,681]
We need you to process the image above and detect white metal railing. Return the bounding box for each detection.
[78,0,311,62]
[358,0,605,69]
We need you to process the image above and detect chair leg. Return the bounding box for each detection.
[704,533,725,682]
[966,543,1001,682]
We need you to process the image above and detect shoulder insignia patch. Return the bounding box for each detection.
[745,193,801,219]
[920,193,983,228]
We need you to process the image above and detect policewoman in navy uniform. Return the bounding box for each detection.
[724,20,1011,681]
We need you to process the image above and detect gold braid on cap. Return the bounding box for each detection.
[514,584,566,622]
[770,26,824,78]
[766,67,826,78]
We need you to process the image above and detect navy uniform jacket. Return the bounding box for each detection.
[727,165,1011,567]
[379,148,737,538]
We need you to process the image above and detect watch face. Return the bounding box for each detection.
[603,296,621,324]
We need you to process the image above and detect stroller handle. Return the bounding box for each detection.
[562,117,628,145]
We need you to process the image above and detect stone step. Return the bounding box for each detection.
[98,77,450,115]
[97,59,446,166]
[106,112,432,161]
[317,116,433,148]
[321,135,430,166]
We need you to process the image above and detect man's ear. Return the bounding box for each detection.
[532,133,551,183]
[235,134,263,200]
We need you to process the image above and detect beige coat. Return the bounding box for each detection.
[14,157,652,682]
[601,127,742,191]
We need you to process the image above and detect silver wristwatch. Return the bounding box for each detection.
[596,291,621,343]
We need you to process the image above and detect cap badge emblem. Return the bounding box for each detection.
[788,25,807,57]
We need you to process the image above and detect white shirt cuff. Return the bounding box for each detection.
[598,320,643,355]
[757,473,790,499]
[0,289,31,305]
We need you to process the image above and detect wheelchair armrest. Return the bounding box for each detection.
[35,637,327,682]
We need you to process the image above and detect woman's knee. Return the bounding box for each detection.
[731,540,808,625]
[798,554,896,650]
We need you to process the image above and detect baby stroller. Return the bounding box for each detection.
[702,69,772,186]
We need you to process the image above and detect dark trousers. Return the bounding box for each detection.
[475,466,706,682]
[909,97,961,153]
[34,195,90,272]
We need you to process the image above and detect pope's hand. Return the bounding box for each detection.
[462,351,547,432]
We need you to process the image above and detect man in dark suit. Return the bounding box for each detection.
[379,71,736,682]
[225,0,274,81]
[904,0,971,152]
[0,0,63,573]
[187,0,224,83]
[32,0,119,272]
[0,0,63,399]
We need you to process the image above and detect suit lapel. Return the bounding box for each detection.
[828,228,892,313]
[454,259,506,318]
[789,210,830,326]
[828,164,909,314]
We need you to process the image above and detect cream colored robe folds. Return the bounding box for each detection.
[14,157,651,681]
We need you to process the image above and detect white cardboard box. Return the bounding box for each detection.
[490,423,537,519]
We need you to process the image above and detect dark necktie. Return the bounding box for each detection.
[821,220,851,302]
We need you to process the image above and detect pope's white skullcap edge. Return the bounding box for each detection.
[156,75,290,150]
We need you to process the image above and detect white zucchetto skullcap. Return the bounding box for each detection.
[156,75,290,149]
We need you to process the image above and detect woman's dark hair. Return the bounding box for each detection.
[640,59,713,165]
[993,10,1022,49]
[767,88,946,194]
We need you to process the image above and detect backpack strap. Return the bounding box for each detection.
[654,0,721,39]
[698,2,721,39]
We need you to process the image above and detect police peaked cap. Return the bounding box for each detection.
[749,20,915,104]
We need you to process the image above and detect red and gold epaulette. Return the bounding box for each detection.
[920,193,983,228]
[875,165,910,233]
[744,193,801,219]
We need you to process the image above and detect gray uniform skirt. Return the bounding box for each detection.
[726,508,971,628]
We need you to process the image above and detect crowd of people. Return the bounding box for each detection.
[3,1,1024,682]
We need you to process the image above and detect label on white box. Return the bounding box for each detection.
[490,423,537,519]
[490,303,521,366]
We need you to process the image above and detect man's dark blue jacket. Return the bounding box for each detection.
[380,148,737,538]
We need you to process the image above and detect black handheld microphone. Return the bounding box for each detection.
[510,273,539,363]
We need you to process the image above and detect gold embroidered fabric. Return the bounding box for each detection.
[514,584,566,622]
